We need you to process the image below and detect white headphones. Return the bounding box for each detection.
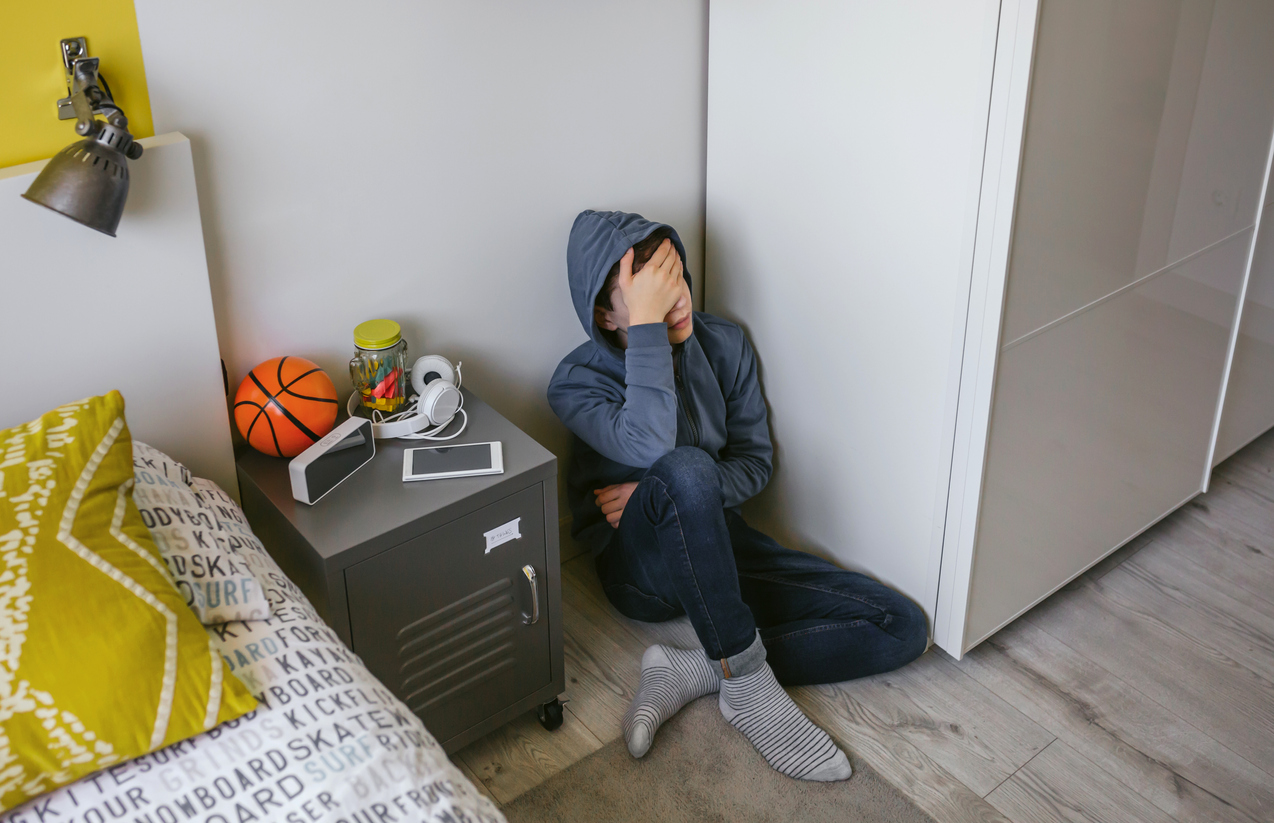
[346,355,468,440]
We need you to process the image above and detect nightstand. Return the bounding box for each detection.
[235,389,564,753]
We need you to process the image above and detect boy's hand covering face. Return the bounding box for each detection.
[595,482,639,528]
[595,239,694,347]
[619,239,685,327]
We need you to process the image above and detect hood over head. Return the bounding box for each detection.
[567,210,690,357]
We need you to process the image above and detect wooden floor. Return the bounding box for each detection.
[455,430,1274,822]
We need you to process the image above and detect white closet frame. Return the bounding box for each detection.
[932,0,1041,656]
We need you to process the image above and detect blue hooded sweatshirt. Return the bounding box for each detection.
[547,210,774,555]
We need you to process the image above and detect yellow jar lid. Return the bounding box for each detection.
[353,319,402,350]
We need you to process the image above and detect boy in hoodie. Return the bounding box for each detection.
[548,211,927,782]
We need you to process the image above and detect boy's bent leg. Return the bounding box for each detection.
[603,446,761,672]
[729,512,928,686]
[597,447,756,756]
[600,449,849,779]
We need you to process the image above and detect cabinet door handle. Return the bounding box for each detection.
[521,564,540,625]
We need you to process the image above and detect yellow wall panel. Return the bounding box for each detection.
[0,0,153,169]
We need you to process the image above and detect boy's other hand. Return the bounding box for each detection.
[620,239,684,326]
[594,482,639,528]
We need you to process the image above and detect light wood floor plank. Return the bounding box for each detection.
[1221,457,1274,501]
[838,651,1053,796]
[456,759,501,809]
[558,582,647,743]
[955,620,1274,823]
[1146,511,1274,609]
[454,705,604,805]
[1185,477,1274,551]
[1120,541,1274,682]
[987,739,1179,823]
[797,682,1014,823]
[1026,577,1274,775]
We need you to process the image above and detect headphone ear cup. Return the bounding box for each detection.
[411,355,457,396]
[419,381,462,427]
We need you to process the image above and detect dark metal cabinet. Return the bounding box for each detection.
[235,390,563,753]
[345,484,550,744]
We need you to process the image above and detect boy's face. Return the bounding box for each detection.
[595,267,693,348]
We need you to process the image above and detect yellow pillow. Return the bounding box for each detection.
[0,391,257,811]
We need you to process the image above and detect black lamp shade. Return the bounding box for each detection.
[22,136,131,237]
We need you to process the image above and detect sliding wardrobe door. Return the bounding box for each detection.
[962,0,1274,649]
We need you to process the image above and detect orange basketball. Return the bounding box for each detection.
[234,357,339,457]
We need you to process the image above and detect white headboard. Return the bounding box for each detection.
[0,133,237,497]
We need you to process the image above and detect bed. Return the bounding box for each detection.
[0,135,504,823]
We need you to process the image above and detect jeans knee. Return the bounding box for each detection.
[887,598,929,660]
[648,447,719,506]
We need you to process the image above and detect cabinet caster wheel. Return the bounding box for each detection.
[538,698,564,731]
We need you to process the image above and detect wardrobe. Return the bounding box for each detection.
[705,0,1274,655]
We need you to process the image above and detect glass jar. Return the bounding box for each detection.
[349,319,410,413]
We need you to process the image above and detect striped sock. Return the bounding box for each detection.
[719,662,852,782]
[623,645,721,757]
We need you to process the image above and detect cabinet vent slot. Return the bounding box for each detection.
[401,628,515,690]
[397,577,512,640]
[404,641,518,711]
[399,609,511,672]
[393,576,520,712]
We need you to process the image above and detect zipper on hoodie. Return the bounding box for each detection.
[675,347,700,447]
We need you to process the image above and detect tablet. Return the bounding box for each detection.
[402,441,503,482]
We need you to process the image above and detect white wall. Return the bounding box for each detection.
[132,1,709,517]
[705,1,1001,611]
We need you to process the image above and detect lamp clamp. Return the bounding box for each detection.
[53,38,142,160]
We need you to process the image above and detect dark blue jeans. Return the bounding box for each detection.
[595,447,928,686]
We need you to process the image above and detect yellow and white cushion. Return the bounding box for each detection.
[0,391,257,812]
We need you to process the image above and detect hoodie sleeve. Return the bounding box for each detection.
[716,331,773,508]
[548,323,677,468]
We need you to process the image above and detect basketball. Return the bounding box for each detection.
[234,357,339,457]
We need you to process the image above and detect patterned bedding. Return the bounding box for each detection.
[1,477,504,823]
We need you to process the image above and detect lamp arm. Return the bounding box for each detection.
[64,56,143,160]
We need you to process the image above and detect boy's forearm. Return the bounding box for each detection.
[624,323,675,389]
[616,322,678,464]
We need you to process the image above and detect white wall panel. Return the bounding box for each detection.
[705,1,1000,609]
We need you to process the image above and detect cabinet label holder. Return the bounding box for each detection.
[484,517,522,553]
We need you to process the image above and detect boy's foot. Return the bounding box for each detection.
[719,662,852,782]
[623,645,721,757]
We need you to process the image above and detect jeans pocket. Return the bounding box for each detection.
[602,583,682,623]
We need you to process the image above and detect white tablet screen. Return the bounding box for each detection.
[410,442,494,475]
